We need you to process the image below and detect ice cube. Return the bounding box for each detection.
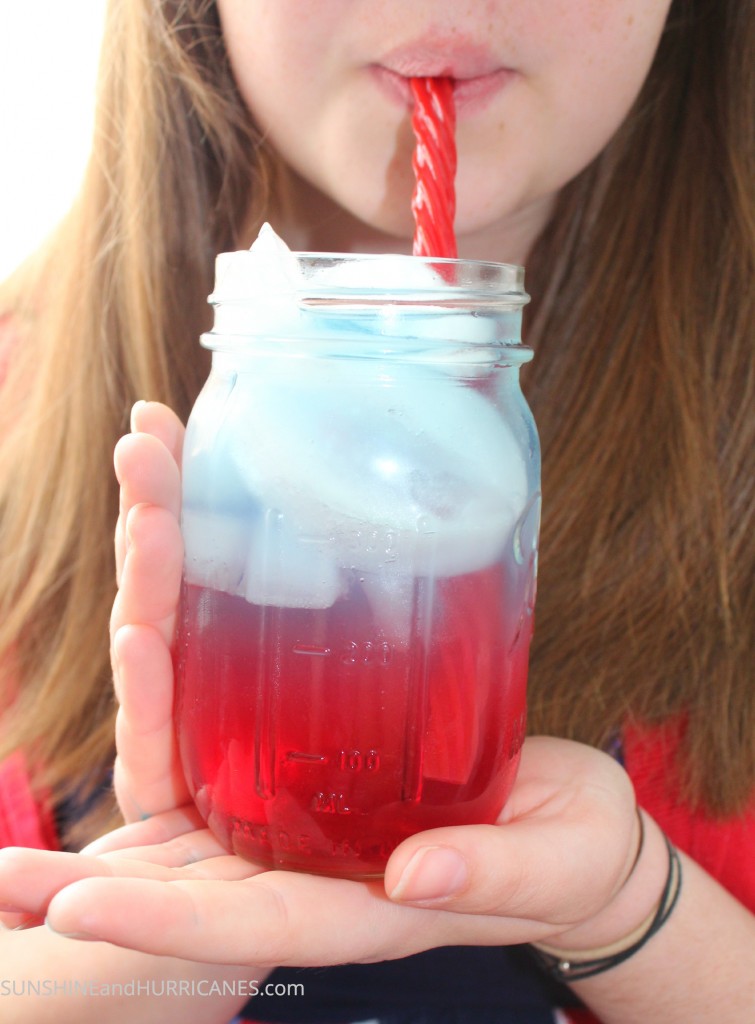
[244,509,344,609]
[223,356,527,579]
[182,504,344,609]
[306,249,444,292]
[210,224,303,335]
[182,507,249,596]
[358,572,417,645]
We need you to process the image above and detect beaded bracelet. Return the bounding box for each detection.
[530,830,682,982]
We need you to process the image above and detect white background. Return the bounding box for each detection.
[0,3,107,278]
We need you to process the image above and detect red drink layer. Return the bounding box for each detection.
[175,562,532,876]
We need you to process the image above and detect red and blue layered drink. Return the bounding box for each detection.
[175,226,540,876]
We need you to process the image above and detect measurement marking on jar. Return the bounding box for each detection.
[338,749,381,772]
[339,640,393,667]
[286,751,328,764]
[229,817,312,854]
[292,644,332,657]
[331,838,392,860]
[311,792,352,815]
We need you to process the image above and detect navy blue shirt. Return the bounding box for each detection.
[239,945,580,1023]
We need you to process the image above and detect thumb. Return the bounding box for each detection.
[384,807,638,931]
[383,745,635,929]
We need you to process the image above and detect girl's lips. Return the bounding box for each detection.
[372,38,516,115]
[371,64,516,116]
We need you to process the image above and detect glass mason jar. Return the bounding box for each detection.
[174,252,540,877]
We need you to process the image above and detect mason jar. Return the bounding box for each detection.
[174,249,540,877]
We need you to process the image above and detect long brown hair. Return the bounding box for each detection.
[524,0,754,812]
[0,0,277,839]
[0,0,751,845]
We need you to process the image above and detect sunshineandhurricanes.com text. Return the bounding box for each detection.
[1,978,305,999]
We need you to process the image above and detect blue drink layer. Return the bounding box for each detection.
[181,226,535,642]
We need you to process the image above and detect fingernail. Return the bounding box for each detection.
[125,504,141,545]
[389,845,468,904]
[130,400,146,432]
[45,917,98,942]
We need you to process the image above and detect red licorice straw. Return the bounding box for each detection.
[410,77,457,259]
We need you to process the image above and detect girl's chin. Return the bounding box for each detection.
[280,164,547,262]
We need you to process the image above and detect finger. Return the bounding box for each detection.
[0,849,135,915]
[83,806,204,855]
[110,508,183,818]
[114,426,182,584]
[115,428,182,521]
[111,504,183,647]
[98,827,234,870]
[0,909,35,928]
[130,400,185,468]
[44,870,509,965]
[111,624,189,820]
[0,844,258,917]
[384,737,637,931]
[114,401,184,581]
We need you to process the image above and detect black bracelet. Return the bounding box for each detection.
[530,832,682,982]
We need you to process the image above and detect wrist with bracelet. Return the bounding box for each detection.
[529,810,683,982]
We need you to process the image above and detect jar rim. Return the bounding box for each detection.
[209,250,528,307]
[292,251,524,274]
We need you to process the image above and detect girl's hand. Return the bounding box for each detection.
[110,400,189,822]
[0,402,657,970]
[0,737,651,970]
